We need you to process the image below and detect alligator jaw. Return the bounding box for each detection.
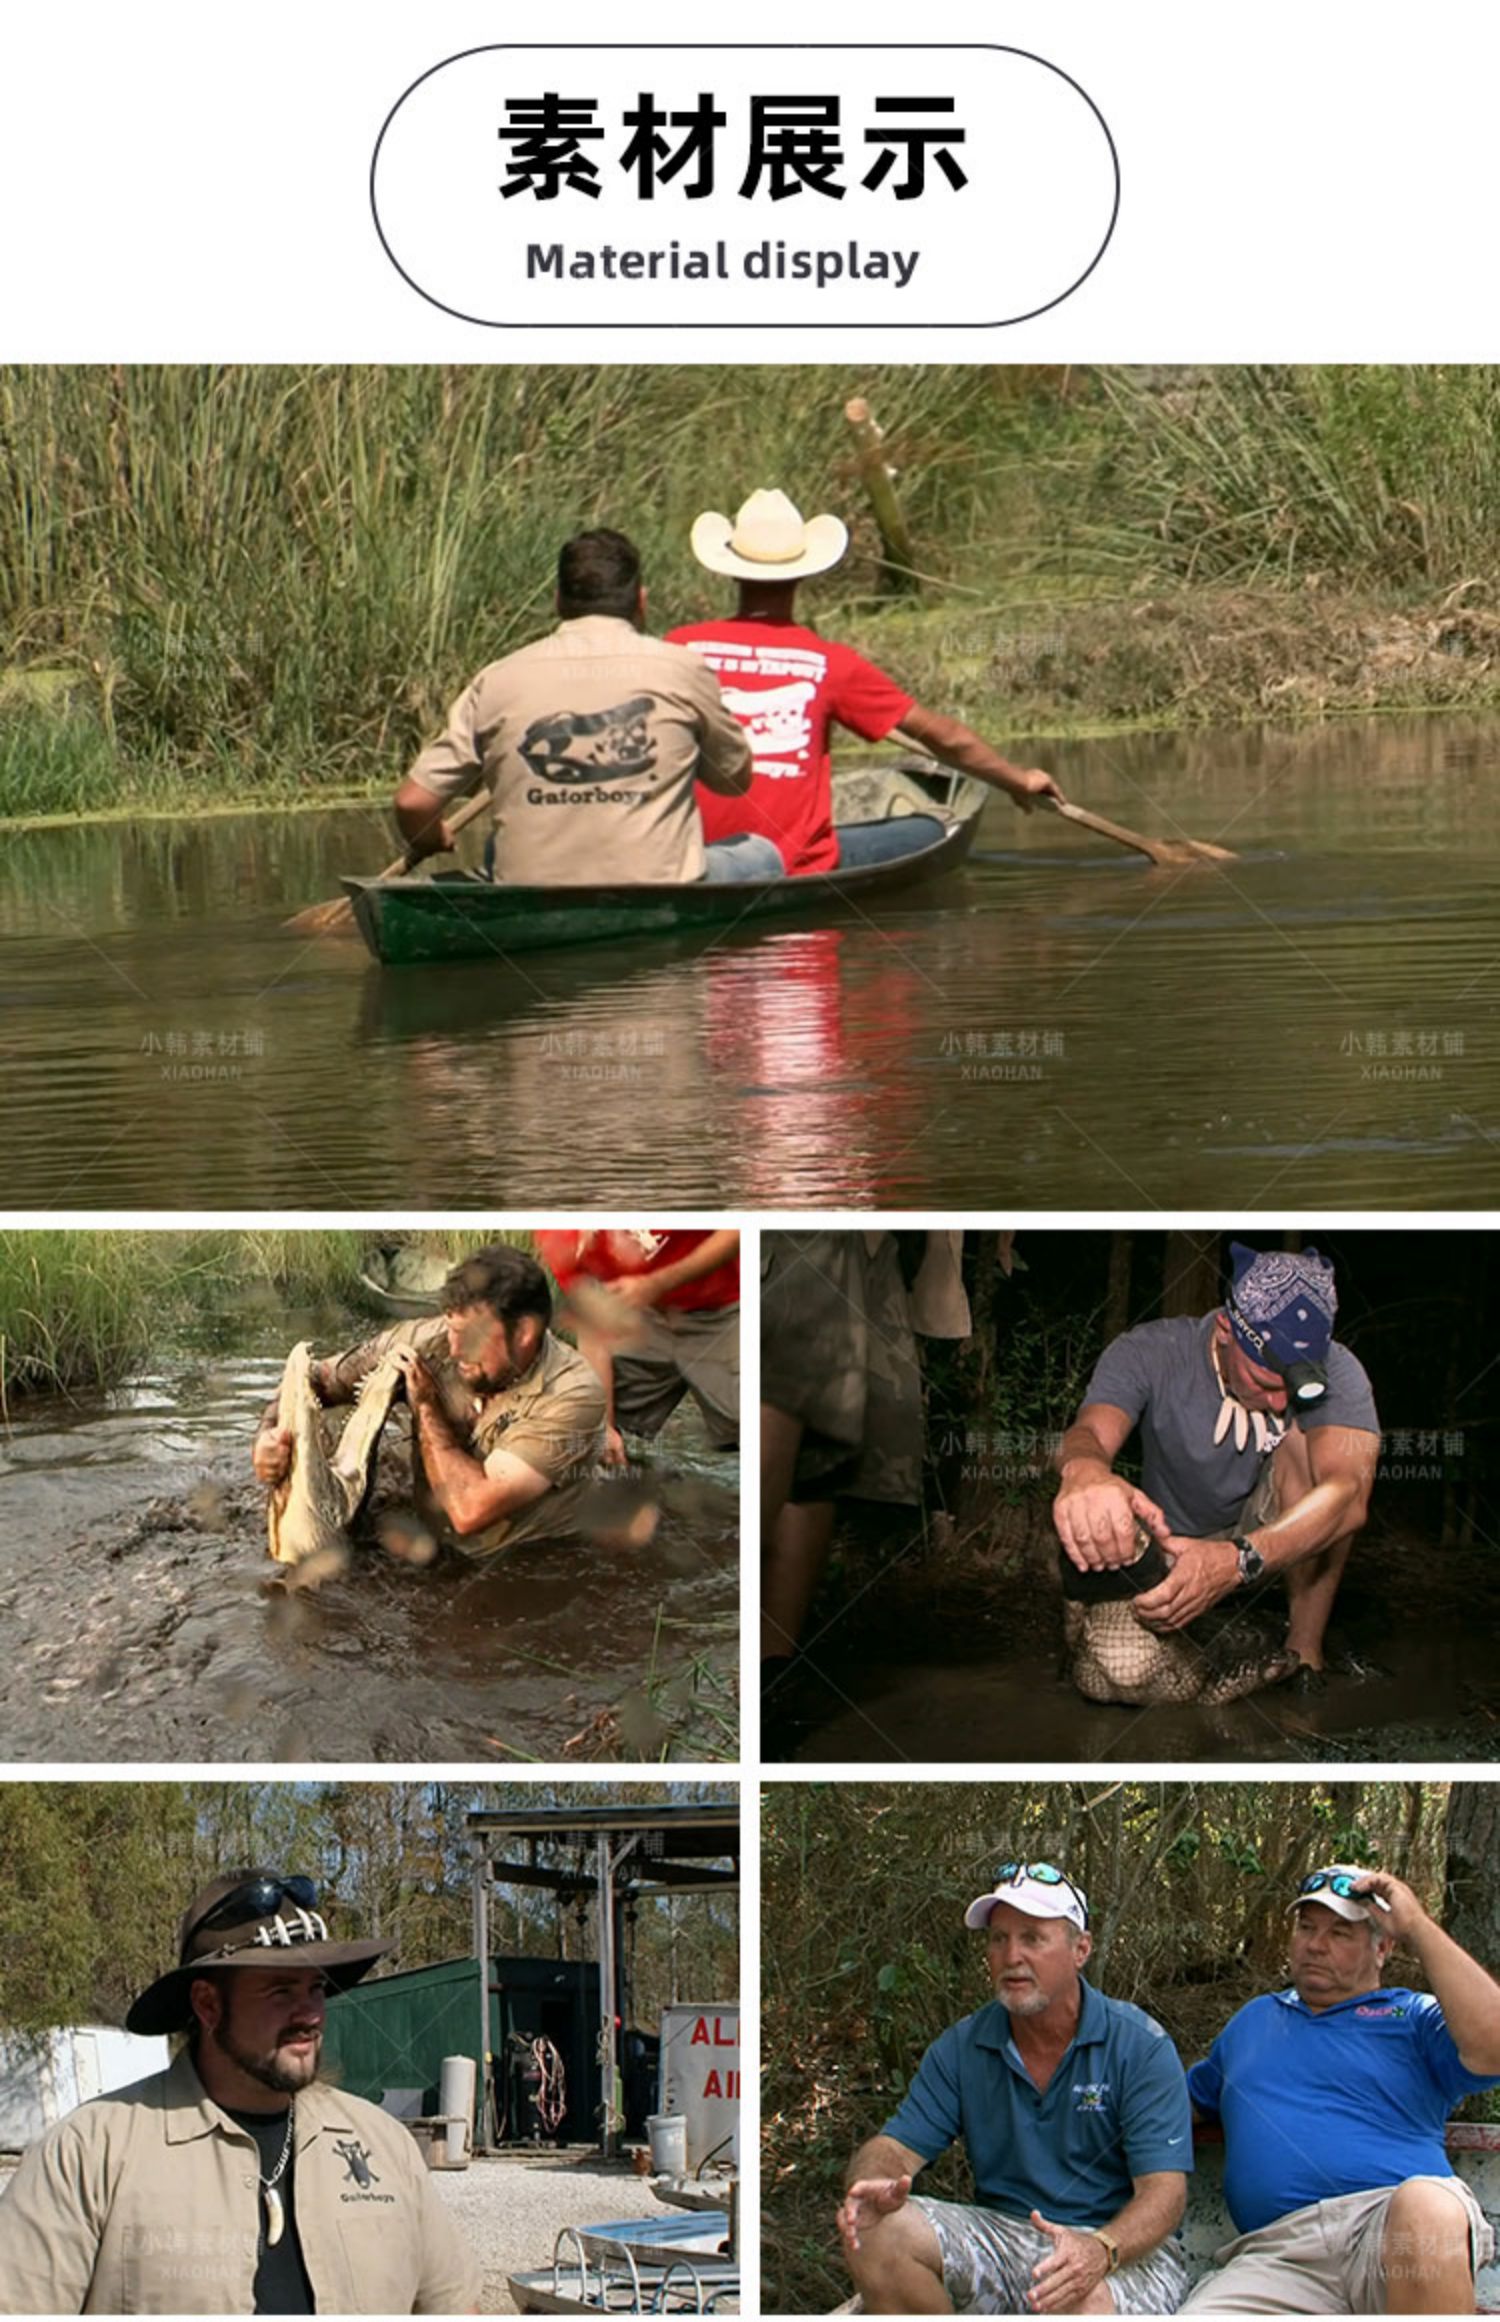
[266,1343,404,1568]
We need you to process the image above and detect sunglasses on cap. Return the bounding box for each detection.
[1295,1870,1390,1913]
[184,1875,320,1952]
[991,1861,1089,1925]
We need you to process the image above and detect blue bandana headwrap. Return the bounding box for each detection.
[1226,1243,1337,1370]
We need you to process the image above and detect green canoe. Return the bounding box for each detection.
[341,759,987,967]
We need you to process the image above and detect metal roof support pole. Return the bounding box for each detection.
[472,1849,492,2152]
[595,1831,617,2159]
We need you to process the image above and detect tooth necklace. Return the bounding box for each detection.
[260,2107,294,2248]
[1211,1341,1284,1457]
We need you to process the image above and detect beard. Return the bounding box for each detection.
[212,2011,323,2096]
[995,1979,1050,2018]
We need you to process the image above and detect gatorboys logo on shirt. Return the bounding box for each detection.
[519,695,658,788]
[1072,2079,1112,2113]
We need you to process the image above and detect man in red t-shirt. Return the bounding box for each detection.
[668,489,1063,875]
[534,1230,739,1465]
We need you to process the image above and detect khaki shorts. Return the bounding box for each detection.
[611,1302,739,1449]
[760,1232,922,1505]
[1183,2177,1493,2313]
[913,2196,1189,2316]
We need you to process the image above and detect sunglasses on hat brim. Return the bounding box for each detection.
[1294,1870,1391,1913]
[183,1875,319,1953]
[990,1861,1089,1926]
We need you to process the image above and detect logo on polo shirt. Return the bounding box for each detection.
[335,2139,380,2187]
[1355,2003,1408,2018]
[1072,2079,1112,2113]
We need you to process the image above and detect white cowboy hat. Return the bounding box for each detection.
[690,489,849,583]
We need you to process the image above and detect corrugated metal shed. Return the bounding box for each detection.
[323,1953,601,2144]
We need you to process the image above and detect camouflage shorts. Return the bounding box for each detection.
[913,2197,1189,2315]
[760,1232,922,1505]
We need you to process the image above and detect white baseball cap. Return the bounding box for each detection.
[964,1862,1089,1934]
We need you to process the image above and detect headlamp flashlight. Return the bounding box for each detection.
[1281,1360,1328,1406]
[1227,1293,1329,1405]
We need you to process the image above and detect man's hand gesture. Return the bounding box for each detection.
[836,2175,912,2257]
[1027,2211,1110,2313]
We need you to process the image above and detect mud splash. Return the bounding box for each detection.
[0,1367,737,1763]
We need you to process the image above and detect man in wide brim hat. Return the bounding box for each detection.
[0,1866,480,2315]
[668,488,1064,879]
[125,1866,390,2036]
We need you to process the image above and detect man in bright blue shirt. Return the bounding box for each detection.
[836,1864,1191,2314]
[1185,1864,1500,2312]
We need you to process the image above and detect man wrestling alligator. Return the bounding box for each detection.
[250,1244,606,1573]
[1051,1243,1380,1706]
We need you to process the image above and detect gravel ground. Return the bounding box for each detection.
[432,2151,735,2313]
[0,2151,737,2315]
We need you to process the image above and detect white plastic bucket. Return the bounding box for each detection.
[646,2111,688,2175]
[439,2054,476,2168]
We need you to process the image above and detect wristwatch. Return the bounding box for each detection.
[1231,1533,1265,1586]
[1087,2227,1121,2274]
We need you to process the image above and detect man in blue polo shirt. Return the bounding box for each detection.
[836,1864,1191,2314]
[1185,1864,1500,2312]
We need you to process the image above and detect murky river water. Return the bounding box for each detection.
[3,716,1498,1207]
[0,1348,737,1763]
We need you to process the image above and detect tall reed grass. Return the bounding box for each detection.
[5,365,1500,813]
[0,1229,461,1400]
[1057,367,1500,589]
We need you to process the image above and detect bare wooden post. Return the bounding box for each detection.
[843,396,920,591]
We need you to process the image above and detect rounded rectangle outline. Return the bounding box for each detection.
[370,42,1122,330]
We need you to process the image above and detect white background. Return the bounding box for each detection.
[3,10,1490,2318]
[4,1,1498,357]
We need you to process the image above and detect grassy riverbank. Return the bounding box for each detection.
[7,365,1500,817]
[0,1229,494,1400]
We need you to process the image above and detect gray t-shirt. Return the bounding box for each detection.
[1080,1313,1380,1537]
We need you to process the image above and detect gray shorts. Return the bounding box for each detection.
[1182,2177,1493,2313]
[611,1303,738,1449]
[912,2196,1189,2316]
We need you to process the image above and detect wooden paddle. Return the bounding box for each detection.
[891,728,1234,867]
[283,788,493,936]
[1043,795,1236,868]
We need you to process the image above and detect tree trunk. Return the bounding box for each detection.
[1162,1234,1222,1319]
[1444,1785,1500,1966]
[1104,1232,1133,1341]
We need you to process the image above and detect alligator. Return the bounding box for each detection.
[266,1341,405,1570]
[1061,1525,1298,1707]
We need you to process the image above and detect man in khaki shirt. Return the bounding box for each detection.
[394,528,770,885]
[252,1242,607,1559]
[0,1868,480,2314]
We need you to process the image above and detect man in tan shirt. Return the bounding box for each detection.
[394,528,770,885]
[252,1243,607,1560]
[0,1868,481,2313]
